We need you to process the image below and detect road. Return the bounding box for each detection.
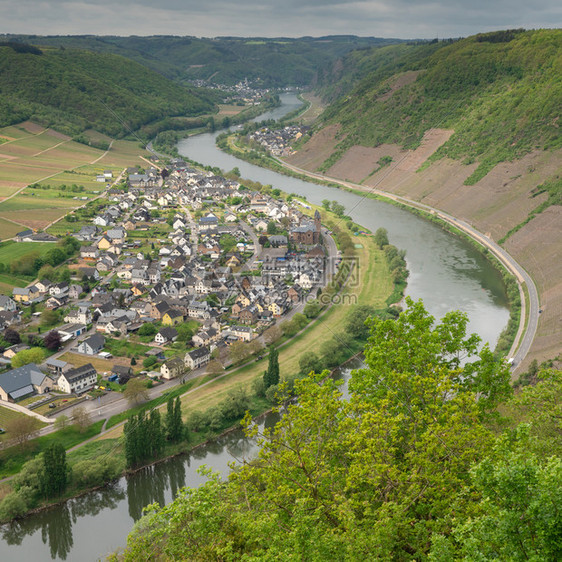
[274,157,539,374]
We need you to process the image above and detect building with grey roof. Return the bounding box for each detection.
[0,363,53,402]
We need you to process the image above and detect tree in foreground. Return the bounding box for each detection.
[119,299,518,560]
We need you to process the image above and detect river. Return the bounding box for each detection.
[0,93,510,561]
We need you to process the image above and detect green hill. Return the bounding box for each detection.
[5,35,402,87]
[0,43,216,137]
[316,29,562,182]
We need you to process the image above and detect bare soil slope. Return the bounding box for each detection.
[285,124,341,171]
[291,129,562,367]
[504,206,562,365]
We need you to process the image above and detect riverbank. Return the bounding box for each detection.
[215,131,534,369]
[0,200,403,523]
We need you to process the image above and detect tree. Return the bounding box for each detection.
[143,356,158,369]
[433,427,562,561]
[258,235,269,246]
[262,325,282,345]
[350,297,512,419]
[40,309,59,328]
[124,378,149,405]
[303,300,322,319]
[330,201,345,217]
[3,328,21,345]
[229,341,251,365]
[54,415,69,431]
[322,199,331,210]
[4,416,40,449]
[344,305,376,339]
[138,323,158,337]
[299,352,323,375]
[72,406,91,433]
[166,397,183,442]
[130,356,137,366]
[373,227,389,249]
[44,330,62,351]
[267,221,277,235]
[206,359,224,377]
[263,346,279,389]
[41,442,68,498]
[11,347,45,368]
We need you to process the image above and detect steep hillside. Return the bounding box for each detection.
[317,29,562,182]
[5,35,402,87]
[289,29,562,368]
[0,43,215,137]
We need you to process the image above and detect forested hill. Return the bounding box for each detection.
[316,29,562,181]
[0,44,216,137]
[4,35,401,87]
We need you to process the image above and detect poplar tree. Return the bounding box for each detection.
[166,397,183,442]
[41,442,68,498]
[263,346,280,389]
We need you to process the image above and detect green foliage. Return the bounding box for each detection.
[165,397,184,443]
[137,323,158,337]
[373,227,389,249]
[0,45,214,136]
[15,35,400,89]
[40,442,68,498]
[319,30,562,180]
[124,409,164,469]
[280,313,308,337]
[433,426,562,561]
[11,347,45,368]
[303,299,322,319]
[71,456,121,488]
[299,352,323,375]
[263,346,280,389]
[344,304,376,340]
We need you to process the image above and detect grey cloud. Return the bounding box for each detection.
[0,0,560,38]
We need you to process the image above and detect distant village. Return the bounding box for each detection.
[0,159,336,412]
[249,125,309,156]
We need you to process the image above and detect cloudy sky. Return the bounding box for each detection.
[0,0,560,39]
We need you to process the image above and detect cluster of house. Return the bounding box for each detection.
[249,125,309,156]
[188,79,272,105]
[0,161,332,405]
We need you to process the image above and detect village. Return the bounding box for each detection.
[248,124,309,156]
[0,159,337,420]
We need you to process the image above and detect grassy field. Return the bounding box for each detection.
[0,405,32,432]
[0,241,57,263]
[0,217,25,238]
[0,421,104,479]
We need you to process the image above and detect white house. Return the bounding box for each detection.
[184,347,210,370]
[57,363,97,394]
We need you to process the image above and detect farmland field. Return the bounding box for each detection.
[0,217,25,238]
[0,121,149,239]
